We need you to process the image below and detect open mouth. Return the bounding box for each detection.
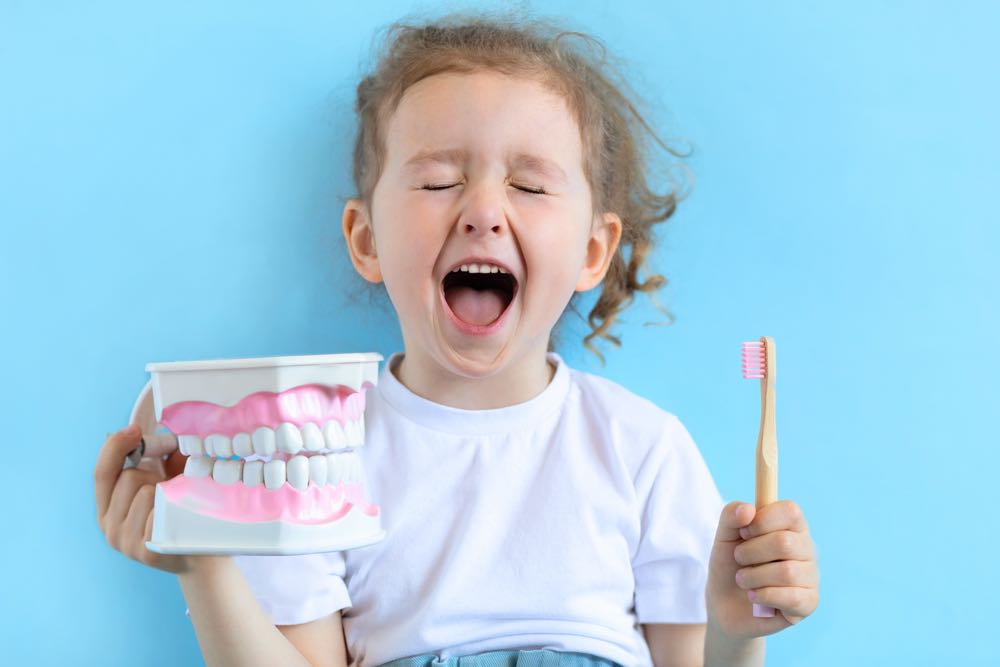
[442,267,518,327]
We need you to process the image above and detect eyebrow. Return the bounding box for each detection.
[402,148,568,183]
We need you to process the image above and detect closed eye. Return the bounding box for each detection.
[419,183,547,195]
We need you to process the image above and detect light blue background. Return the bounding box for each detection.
[2,1,996,665]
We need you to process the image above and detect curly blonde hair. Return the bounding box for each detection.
[347,9,690,364]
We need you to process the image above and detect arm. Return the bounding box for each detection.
[278,614,349,667]
[642,623,764,667]
[179,556,348,667]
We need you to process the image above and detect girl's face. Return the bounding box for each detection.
[343,70,621,390]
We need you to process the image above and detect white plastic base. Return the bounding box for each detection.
[146,484,385,556]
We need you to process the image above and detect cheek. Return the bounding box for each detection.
[523,212,592,284]
[374,203,443,291]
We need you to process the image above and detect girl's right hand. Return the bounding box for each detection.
[94,424,191,574]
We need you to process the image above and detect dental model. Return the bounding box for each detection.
[129,352,385,555]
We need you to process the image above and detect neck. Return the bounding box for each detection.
[392,346,556,410]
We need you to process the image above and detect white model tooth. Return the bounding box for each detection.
[206,434,232,458]
[347,453,361,482]
[232,433,253,458]
[178,435,203,457]
[343,420,361,447]
[302,422,325,451]
[276,422,304,454]
[460,264,469,272]
[242,460,264,487]
[325,453,343,484]
[338,452,353,483]
[252,426,276,455]
[309,455,328,486]
[338,452,354,482]
[357,418,366,445]
[498,267,507,273]
[338,453,353,482]
[323,419,346,449]
[184,456,213,477]
[491,265,499,273]
[264,459,286,490]
[468,263,481,273]
[212,459,243,485]
[287,455,310,491]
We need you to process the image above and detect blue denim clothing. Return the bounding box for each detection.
[377,649,623,667]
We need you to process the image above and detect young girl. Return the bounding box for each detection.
[94,12,819,667]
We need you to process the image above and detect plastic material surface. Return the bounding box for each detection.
[130,352,386,555]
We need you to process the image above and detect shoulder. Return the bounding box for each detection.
[569,368,680,434]
[563,364,719,508]
[564,363,690,452]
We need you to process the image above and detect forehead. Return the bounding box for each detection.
[383,70,583,176]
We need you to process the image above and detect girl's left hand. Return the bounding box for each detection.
[706,500,820,639]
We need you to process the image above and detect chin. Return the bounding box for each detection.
[437,344,512,378]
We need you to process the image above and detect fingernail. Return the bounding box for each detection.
[739,527,751,540]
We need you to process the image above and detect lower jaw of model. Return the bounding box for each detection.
[149,476,383,555]
[147,386,384,555]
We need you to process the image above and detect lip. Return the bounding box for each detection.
[438,271,519,337]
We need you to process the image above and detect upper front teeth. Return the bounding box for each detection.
[178,418,365,457]
[454,263,506,274]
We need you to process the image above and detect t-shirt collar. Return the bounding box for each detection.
[374,351,570,436]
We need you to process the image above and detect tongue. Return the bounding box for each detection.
[445,286,507,326]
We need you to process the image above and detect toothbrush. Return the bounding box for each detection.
[741,336,778,618]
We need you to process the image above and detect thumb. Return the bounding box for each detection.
[715,500,755,544]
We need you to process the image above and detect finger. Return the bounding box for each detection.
[102,468,158,543]
[95,425,143,520]
[738,500,809,540]
[734,530,815,566]
[735,559,819,591]
[714,500,757,544]
[748,586,818,620]
[122,484,156,561]
[145,503,155,543]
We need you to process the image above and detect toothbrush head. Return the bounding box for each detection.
[741,340,766,379]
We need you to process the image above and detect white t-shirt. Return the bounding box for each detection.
[231,352,725,667]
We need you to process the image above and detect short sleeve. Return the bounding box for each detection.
[631,415,725,624]
[212,552,351,626]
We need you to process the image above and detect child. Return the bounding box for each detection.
[94,11,819,667]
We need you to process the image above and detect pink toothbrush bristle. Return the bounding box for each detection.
[742,341,766,379]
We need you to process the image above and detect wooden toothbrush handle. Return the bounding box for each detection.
[754,336,778,617]
[755,335,778,504]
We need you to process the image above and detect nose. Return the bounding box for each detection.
[456,184,509,237]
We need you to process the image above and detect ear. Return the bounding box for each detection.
[575,211,623,291]
[342,198,382,283]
